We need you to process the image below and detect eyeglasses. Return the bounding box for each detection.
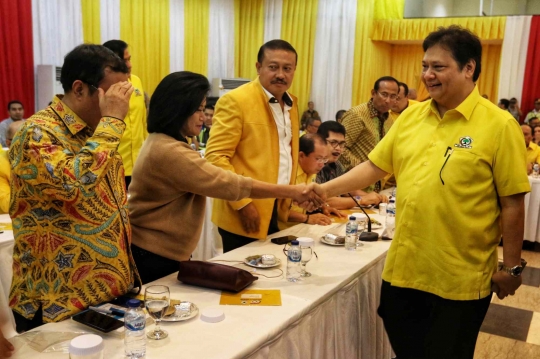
[327,140,346,149]
[439,146,453,185]
[377,91,398,101]
[315,157,328,164]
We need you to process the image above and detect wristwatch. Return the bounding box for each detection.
[498,258,528,277]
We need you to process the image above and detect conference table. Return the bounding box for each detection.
[525,176,540,243]
[7,211,394,359]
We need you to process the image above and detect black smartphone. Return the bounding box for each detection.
[72,309,124,333]
[271,235,297,245]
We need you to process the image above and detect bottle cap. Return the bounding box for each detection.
[349,216,356,220]
[290,240,299,245]
[200,307,225,323]
[126,299,141,308]
[69,334,104,356]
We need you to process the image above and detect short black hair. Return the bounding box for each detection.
[398,82,409,97]
[534,98,540,104]
[499,99,510,109]
[7,100,23,111]
[374,76,399,92]
[102,39,128,60]
[306,117,321,127]
[318,121,346,139]
[335,109,346,121]
[257,39,297,65]
[299,133,326,156]
[423,25,482,82]
[147,71,210,142]
[204,104,214,111]
[60,44,129,94]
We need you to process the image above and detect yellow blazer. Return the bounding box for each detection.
[0,150,9,213]
[205,77,299,239]
[118,74,147,176]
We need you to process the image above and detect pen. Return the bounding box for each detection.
[89,306,126,317]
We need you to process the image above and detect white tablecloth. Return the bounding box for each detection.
[525,176,540,243]
[8,212,393,358]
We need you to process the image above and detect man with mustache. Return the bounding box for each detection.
[205,40,300,252]
[339,76,400,192]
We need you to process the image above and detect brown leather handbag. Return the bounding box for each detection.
[177,261,257,293]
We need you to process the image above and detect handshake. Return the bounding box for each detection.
[292,183,327,212]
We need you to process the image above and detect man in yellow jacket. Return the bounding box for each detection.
[103,40,147,189]
[205,40,300,252]
[0,121,25,213]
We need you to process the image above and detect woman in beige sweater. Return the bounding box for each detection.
[128,72,320,284]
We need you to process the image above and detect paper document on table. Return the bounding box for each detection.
[220,289,282,306]
[0,222,12,230]
[331,209,376,224]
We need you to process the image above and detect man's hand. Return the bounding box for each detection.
[238,202,260,233]
[295,183,326,211]
[0,328,14,358]
[322,205,346,218]
[491,270,522,299]
[361,192,385,206]
[307,213,332,225]
[99,81,134,120]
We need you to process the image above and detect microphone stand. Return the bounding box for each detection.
[347,193,379,242]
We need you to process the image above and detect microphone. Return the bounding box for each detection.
[347,193,379,242]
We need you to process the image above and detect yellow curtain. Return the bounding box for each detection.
[184,0,210,76]
[389,44,501,103]
[280,0,318,115]
[372,17,506,41]
[352,0,392,106]
[81,0,100,44]
[234,0,264,79]
[374,0,405,20]
[477,44,501,103]
[389,45,429,101]
[120,0,170,95]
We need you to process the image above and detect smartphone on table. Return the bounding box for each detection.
[271,235,297,245]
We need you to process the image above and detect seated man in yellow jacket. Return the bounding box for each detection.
[0,120,25,213]
[279,134,334,229]
[388,82,419,122]
[522,124,540,174]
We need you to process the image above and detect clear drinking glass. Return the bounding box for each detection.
[144,285,170,340]
[300,245,313,277]
[356,218,366,247]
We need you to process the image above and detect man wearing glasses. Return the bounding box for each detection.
[316,121,386,209]
[9,45,139,330]
[300,117,321,136]
[340,76,400,191]
[279,134,335,228]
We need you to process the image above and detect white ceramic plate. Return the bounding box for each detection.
[320,236,344,246]
[162,301,199,322]
[244,255,282,268]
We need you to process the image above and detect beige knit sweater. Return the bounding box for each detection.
[128,133,253,261]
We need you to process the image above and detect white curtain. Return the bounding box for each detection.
[100,0,120,43]
[498,16,532,102]
[311,0,357,122]
[170,0,185,72]
[32,0,84,67]
[264,0,283,43]
[207,0,235,82]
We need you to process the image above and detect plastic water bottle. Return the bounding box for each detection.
[124,299,146,358]
[345,216,358,251]
[286,240,302,282]
[384,199,396,239]
[533,163,539,178]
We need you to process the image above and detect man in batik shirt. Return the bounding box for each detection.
[9,44,139,331]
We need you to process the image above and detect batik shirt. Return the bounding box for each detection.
[9,96,139,323]
[340,99,393,171]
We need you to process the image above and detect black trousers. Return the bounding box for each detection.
[131,244,180,284]
[13,306,43,333]
[378,281,491,359]
[219,200,280,253]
